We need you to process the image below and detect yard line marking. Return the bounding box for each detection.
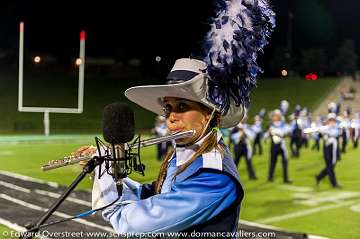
[307,235,331,239]
[0,171,59,188]
[0,217,27,232]
[0,178,91,207]
[293,191,360,206]
[350,204,360,213]
[34,189,92,207]
[258,200,359,224]
[0,194,114,233]
[239,219,283,230]
[0,217,51,239]
[278,185,314,192]
[0,180,31,193]
[0,151,14,156]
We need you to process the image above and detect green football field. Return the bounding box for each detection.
[0,135,359,238]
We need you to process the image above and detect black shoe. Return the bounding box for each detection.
[267,178,274,183]
[333,184,342,189]
[250,176,258,180]
[284,180,293,184]
[315,176,320,186]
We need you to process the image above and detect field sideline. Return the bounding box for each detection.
[0,134,359,238]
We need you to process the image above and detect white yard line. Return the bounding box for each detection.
[278,185,314,192]
[34,189,92,207]
[0,181,31,193]
[0,179,91,207]
[258,200,359,224]
[0,194,114,233]
[0,151,14,156]
[0,171,59,188]
[239,219,283,230]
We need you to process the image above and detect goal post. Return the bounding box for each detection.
[18,22,85,135]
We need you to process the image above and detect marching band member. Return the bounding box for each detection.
[351,112,360,148]
[310,116,323,151]
[230,122,257,180]
[328,101,338,114]
[315,113,342,188]
[339,110,352,153]
[265,109,292,183]
[300,108,311,148]
[280,100,289,116]
[153,115,172,160]
[251,115,263,155]
[89,0,276,234]
[289,111,303,158]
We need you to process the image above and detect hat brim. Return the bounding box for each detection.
[125,74,210,114]
[125,74,245,128]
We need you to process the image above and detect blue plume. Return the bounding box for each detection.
[202,0,275,115]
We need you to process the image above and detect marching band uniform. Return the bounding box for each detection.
[315,113,341,188]
[280,100,289,116]
[230,123,257,180]
[300,109,311,148]
[339,111,351,153]
[93,131,244,234]
[289,114,303,158]
[328,102,337,114]
[153,116,171,160]
[266,110,292,183]
[351,113,360,148]
[310,116,323,151]
[251,115,263,155]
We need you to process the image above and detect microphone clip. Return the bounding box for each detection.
[94,136,145,183]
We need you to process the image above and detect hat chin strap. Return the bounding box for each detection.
[177,107,216,147]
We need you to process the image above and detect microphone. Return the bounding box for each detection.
[102,102,135,185]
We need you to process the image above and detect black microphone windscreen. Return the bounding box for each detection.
[102,102,135,144]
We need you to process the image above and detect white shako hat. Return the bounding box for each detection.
[125,58,246,128]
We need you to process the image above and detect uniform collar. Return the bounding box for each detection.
[174,131,222,167]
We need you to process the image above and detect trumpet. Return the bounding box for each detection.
[41,129,196,171]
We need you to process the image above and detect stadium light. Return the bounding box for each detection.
[155,56,162,62]
[75,58,82,66]
[34,56,41,64]
[281,69,288,77]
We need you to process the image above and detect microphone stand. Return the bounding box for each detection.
[20,157,103,239]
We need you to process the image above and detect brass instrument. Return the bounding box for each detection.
[41,130,196,171]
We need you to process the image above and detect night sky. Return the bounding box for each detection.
[1,0,359,71]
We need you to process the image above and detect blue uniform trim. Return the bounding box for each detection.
[102,171,238,233]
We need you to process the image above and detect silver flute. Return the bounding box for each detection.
[41,129,196,171]
[303,125,329,134]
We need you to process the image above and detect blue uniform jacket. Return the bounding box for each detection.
[92,132,243,234]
